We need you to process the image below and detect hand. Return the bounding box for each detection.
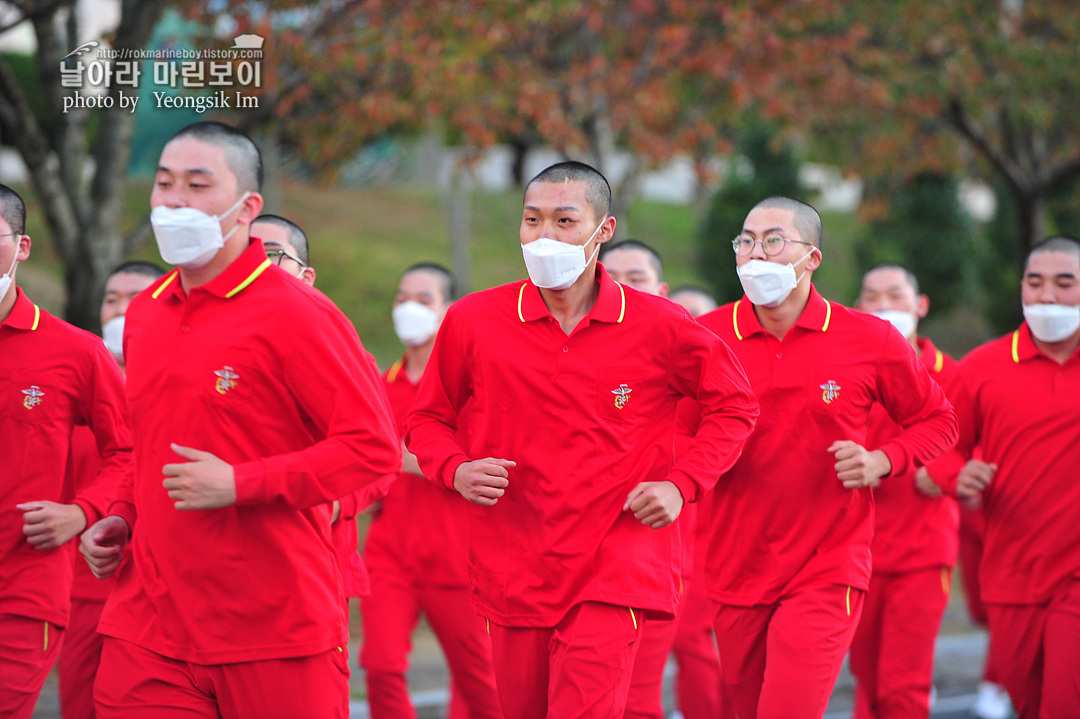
[80,516,130,579]
[162,443,237,510]
[957,460,996,501]
[453,458,515,506]
[828,441,892,489]
[913,467,943,498]
[624,481,684,529]
[17,501,88,550]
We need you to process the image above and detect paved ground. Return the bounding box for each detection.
[33,592,1000,718]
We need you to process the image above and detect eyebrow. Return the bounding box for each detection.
[156,166,215,178]
[524,204,581,214]
[741,226,787,236]
[1026,271,1078,279]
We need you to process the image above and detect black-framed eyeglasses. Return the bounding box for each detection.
[732,233,814,257]
[266,249,306,269]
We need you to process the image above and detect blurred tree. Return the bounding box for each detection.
[204,0,764,290]
[806,0,1080,278]
[854,173,972,315]
[0,0,170,330]
[697,123,804,306]
[1047,175,1080,239]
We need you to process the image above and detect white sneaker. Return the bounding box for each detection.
[972,681,1013,719]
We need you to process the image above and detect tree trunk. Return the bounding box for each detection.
[0,0,167,331]
[1013,190,1046,271]
[509,135,530,188]
[447,163,471,295]
[610,159,641,234]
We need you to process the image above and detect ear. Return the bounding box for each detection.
[915,293,930,319]
[16,234,31,262]
[804,246,822,272]
[597,215,616,244]
[236,192,264,225]
[658,282,670,298]
[300,267,316,287]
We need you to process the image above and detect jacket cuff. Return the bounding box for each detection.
[105,501,137,534]
[70,499,101,529]
[666,471,699,505]
[233,460,265,505]
[439,455,471,492]
[877,442,910,479]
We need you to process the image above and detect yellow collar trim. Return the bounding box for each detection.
[615,281,626,324]
[732,299,744,341]
[517,282,528,322]
[30,303,40,330]
[225,259,271,299]
[387,358,404,383]
[1011,330,1020,364]
[151,270,179,299]
[933,349,944,373]
[821,300,832,332]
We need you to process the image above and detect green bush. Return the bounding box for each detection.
[854,172,971,316]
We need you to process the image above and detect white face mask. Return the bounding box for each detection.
[736,248,817,307]
[0,248,18,299]
[873,310,917,340]
[102,315,125,363]
[151,192,250,269]
[393,301,440,347]
[1023,303,1080,343]
[521,219,605,290]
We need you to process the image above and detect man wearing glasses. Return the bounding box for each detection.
[252,214,315,284]
[695,196,958,719]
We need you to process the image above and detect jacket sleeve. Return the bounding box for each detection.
[663,316,759,503]
[403,305,474,491]
[232,307,401,509]
[79,341,134,529]
[922,357,968,497]
[872,329,958,478]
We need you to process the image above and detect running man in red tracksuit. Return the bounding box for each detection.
[405,161,759,719]
[362,262,503,719]
[58,261,164,719]
[0,184,133,719]
[848,263,964,719]
[950,235,1080,719]
[697,197,958,719]
[80,122,400,719]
